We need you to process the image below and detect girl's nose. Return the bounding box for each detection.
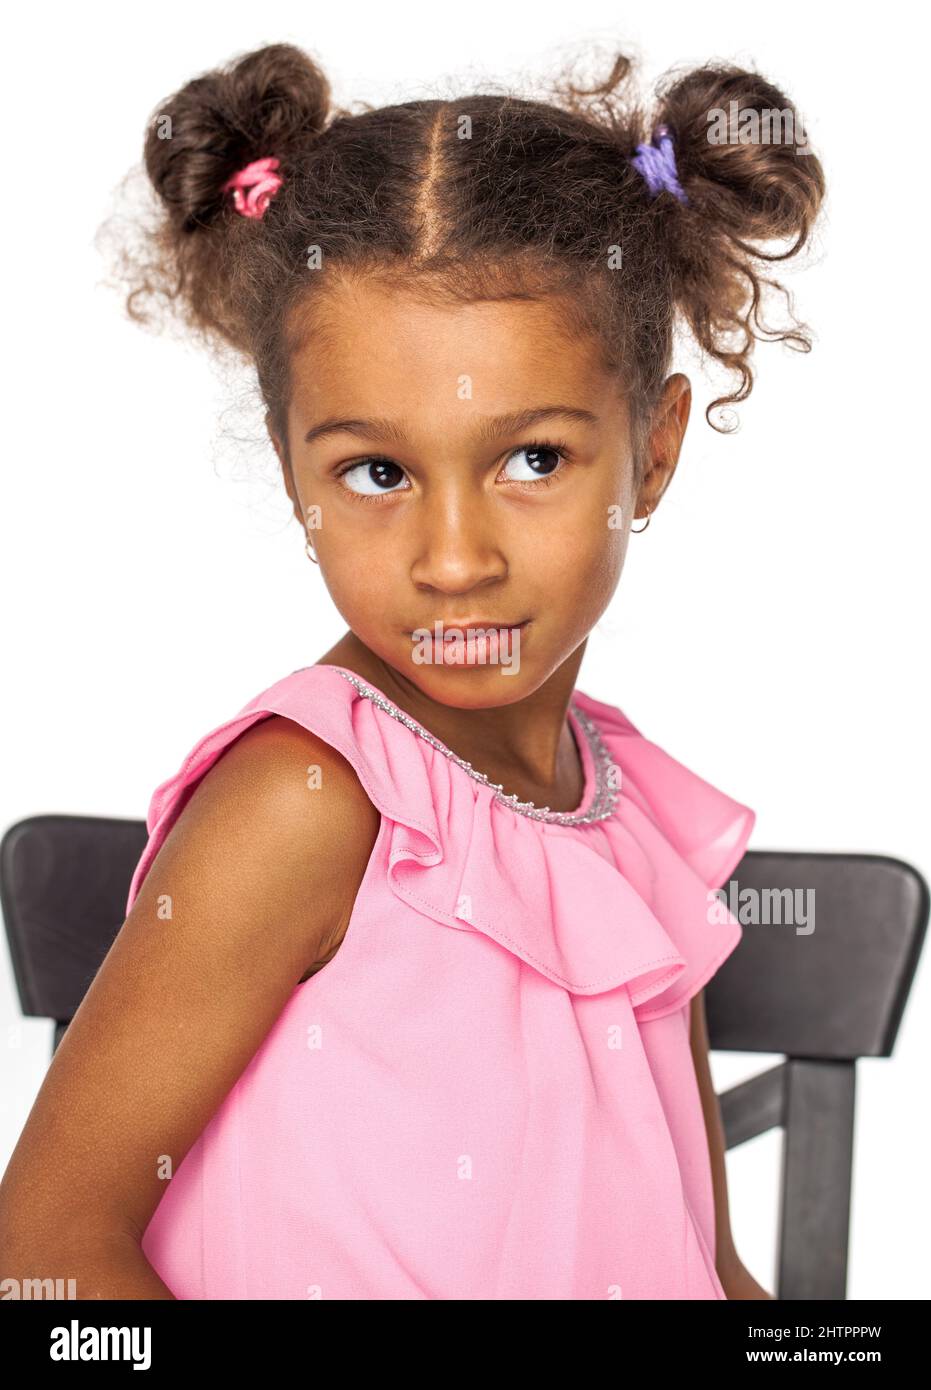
[408,489,508,595]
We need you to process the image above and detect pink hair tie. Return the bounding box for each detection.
[221,156,283,219]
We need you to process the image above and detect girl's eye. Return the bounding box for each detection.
[337,459,411,498]
[499,442,568,485]
[335,439,570,503]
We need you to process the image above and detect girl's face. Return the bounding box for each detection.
[274,276,684,710]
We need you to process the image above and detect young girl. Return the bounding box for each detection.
[0,41,823,1300]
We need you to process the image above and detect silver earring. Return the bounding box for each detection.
[631,508,652,534]
[305,537,318,564]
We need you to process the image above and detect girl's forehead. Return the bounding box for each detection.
[294,275,594,340]
[287,281,613,402]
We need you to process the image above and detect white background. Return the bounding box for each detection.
[2,0,928,1300]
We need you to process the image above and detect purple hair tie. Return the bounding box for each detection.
[631,124,689,205]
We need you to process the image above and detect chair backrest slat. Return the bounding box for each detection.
[705,851,928,1058]
[0,815,149,1025]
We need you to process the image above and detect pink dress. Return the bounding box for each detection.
[125,663,755,1300]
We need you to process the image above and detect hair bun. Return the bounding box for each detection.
[652,64,822,248]
[633,62,825,428]
[143,43,331,230]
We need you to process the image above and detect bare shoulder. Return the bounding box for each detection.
[195,713,381,976]
[201,711,379,950]
[203,711,381,860]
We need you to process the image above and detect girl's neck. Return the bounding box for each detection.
[316,630,588,813]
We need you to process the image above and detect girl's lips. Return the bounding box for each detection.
[405,620,530,668]
[411,619,530,636]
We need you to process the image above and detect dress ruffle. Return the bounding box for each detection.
[126,666,754,1021]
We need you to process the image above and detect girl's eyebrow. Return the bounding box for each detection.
[303,405,600,448]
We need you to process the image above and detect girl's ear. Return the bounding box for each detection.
[266,411,305,527]
[265,409,286,466]
[636,374,691,517]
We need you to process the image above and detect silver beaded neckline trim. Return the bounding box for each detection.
[335,668,620,826]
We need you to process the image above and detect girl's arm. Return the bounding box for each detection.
[0,716,379,1298]
[689,990,774,1300]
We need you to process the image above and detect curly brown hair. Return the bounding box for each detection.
[101,42,825,488]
